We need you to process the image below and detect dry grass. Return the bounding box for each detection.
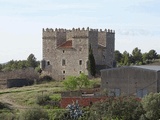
[0,81,65,109]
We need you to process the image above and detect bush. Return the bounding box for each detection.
[81,96,144,120]
[38,75,53,83]
[0,112,17,120]
[36,94,51,105]
[19,107,49,120]
[141,93,160,120]
[48,109,70,120]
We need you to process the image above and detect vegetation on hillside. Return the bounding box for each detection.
[0,53,40,72]
[115,47,160,66]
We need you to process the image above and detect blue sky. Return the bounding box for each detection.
[0,0,160,63]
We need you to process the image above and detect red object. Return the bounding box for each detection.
[60,97,107,108]
[59,40,72,49]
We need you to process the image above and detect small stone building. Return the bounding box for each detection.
[101,66,160,97]
[41,27,115,80]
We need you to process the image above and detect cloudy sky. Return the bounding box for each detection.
[0,0,160,63]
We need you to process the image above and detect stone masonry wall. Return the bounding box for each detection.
[0,68,38,89]
[42,28,115,80]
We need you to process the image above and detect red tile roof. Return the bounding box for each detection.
[58,40,72,49]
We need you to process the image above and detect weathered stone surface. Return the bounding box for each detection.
[42,28,115,80]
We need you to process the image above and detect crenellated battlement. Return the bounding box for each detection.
[43,27,115,33]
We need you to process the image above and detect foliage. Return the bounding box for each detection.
[19,107,49,120]
[63,76,78,90]
[141,93,160,120]
[38,75,53,83]
[115,50,122,63]
[48,109,71,120]
[0,54,39,72]
[132,47,143,64]
[27,54,38,68]
[88,44,96,77]
[0,112,17,120]
[115,48,160,66]
[81,96,144,120]
[63,73,90,90]
[148,49,158,60]
[35,65,42,74]
[36,94,51,105]
[66,100,83,119]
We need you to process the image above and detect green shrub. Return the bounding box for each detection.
[38,75,53,83]
[36,94,51,105]
[141,93,160,120]
[81,96,144,120]
[19,107,49,120]
[48,109,70,120]
[0,112,17,120]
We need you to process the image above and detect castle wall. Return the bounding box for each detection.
[42,28,115,80]
[56,31,66,47]
[106,31,115,67]
[88,30,98,64]
[52,37,89,80]
[98,30,106,47]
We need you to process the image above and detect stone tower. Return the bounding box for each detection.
[41,27,115,80]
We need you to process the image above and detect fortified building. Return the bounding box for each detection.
[41,27,115,80]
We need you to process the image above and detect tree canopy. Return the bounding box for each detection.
[0,54,39,71]
[63,73,90,90]
[115,48,160,66]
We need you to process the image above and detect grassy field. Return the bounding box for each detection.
[0,82,64,107]
[0,78,101,110]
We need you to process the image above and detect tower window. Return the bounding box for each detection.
[79,60,82,65]
[63,70,65,74]
[79,71,82,74]
[63,50,65,53]
[62,59,66,66]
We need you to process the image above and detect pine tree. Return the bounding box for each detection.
[88,44,96,77]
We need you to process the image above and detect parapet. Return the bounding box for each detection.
[42,28,115,33]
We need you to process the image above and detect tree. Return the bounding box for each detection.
[148,49,158,60]
[121,51,131,66]
[76,73,90,89]
[88,44,96,77]
[142,53,149,64]
[27,54,38,68]
[114,50,122,63]
[63,74,90,90]
[82,96,144,120]
[63,76,77,90]
[132,47,143,64]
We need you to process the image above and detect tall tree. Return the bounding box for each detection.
[88,44,96,77]
[132,47,142,64]
[142,53,149,63]
[114,50,122,63]
[121,51,131,66]
[148,49,158,60]
[27,54,37,68]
